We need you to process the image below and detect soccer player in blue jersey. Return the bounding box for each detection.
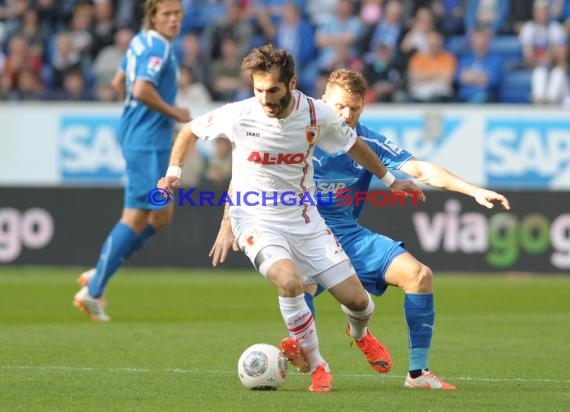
[211,69,510,389]
[310,69,510,389]
[73,0,190,321]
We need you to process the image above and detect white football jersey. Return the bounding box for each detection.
[191,90,357,223]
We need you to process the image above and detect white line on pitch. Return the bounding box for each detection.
[1,365,569,385]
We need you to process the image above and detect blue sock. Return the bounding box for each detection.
[304,292,316,319]
[404,293,434,372]
[124,224,156,260]
[88,223,138,298]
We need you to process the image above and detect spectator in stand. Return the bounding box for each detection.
[68,2,94,62]
[13,8,47,53]
[464,0,511,35]
[324,44,365,74]
[400,7,435,64]
[407,29,457,102]
[207,35,242,101]
[315,0,365,71]
[363,41,406,102]
[176,65,212,107]
[177,32,208,84]
[1,34,42,98]
[114,0,144,30]
[53,68,94,101]
[92,25,133,89]
[532,42,569,104]
[35,0,61,35]
[0,0,28,36]
[50,31,83,90]
[367,0,405,55]
[359,0,383,27]
[203,138,232,188]
[96,82,117,101]
[91,0,116,59]
[519,0,567,103]
[273,2,316,94]
[510,0,535,34]
[429,0,465,35]
[306,0,339,26]
[6,66,45,100]
[456,28,503,103]
[202,0,253,60]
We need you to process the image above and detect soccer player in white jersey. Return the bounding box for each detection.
[158,44,424,392]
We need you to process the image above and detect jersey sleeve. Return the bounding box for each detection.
[315,102,357,154]
[356,123,413,169]
[135,37,168,86]
[191,102,242,142]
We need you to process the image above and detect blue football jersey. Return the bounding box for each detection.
[118,30,179,151]
[314,122,413,227]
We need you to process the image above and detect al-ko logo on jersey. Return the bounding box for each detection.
[59,116,125,184]
[412,199,570,270]
[0,208,54,263]
[485,119,570,189]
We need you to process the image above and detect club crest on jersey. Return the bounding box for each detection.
[147,56,163,74]
[306,125,320,145]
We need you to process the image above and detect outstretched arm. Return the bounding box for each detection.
[347,138,426,201]
[400,158,510,209]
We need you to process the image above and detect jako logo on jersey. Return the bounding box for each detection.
[246,131,260,137]
[247,151,306,165]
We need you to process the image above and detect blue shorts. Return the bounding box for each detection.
[316,226,406,297]
[123,149,170,210]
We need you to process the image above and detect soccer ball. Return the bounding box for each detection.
[237,343,288,390]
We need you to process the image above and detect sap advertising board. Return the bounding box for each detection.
[0,104,568,189]
[360,109,570,190]
[59,115,124,184]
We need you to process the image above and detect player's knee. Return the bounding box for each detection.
[414,264,433,292]
[344,290,370,311]
[278,277,304,297]
[150,211,173,230]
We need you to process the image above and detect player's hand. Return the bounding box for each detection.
[209,219,239,266]
[473,188,511,210]
[157,176,181,195]
[173,106,191,123]
[390,179,426,202]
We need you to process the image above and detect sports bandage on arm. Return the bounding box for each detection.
[166,165,182,179]
[381,170,395,187]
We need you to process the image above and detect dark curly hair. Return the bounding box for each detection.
[241,44,296,85]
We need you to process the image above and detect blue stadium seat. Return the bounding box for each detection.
[488,36,522,61]
[499,69,531,103]
[445,35,469,56]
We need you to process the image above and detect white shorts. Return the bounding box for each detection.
[232,210,353,289]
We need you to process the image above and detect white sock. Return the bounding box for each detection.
[341,292,374,341]
[279,294,326,371]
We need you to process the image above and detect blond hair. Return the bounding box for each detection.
[325,69,368,99]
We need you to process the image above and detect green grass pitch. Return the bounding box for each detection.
[0,267,569,411]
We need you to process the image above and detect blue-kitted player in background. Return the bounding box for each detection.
[74,0,190,321]
[210,69,510,390]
